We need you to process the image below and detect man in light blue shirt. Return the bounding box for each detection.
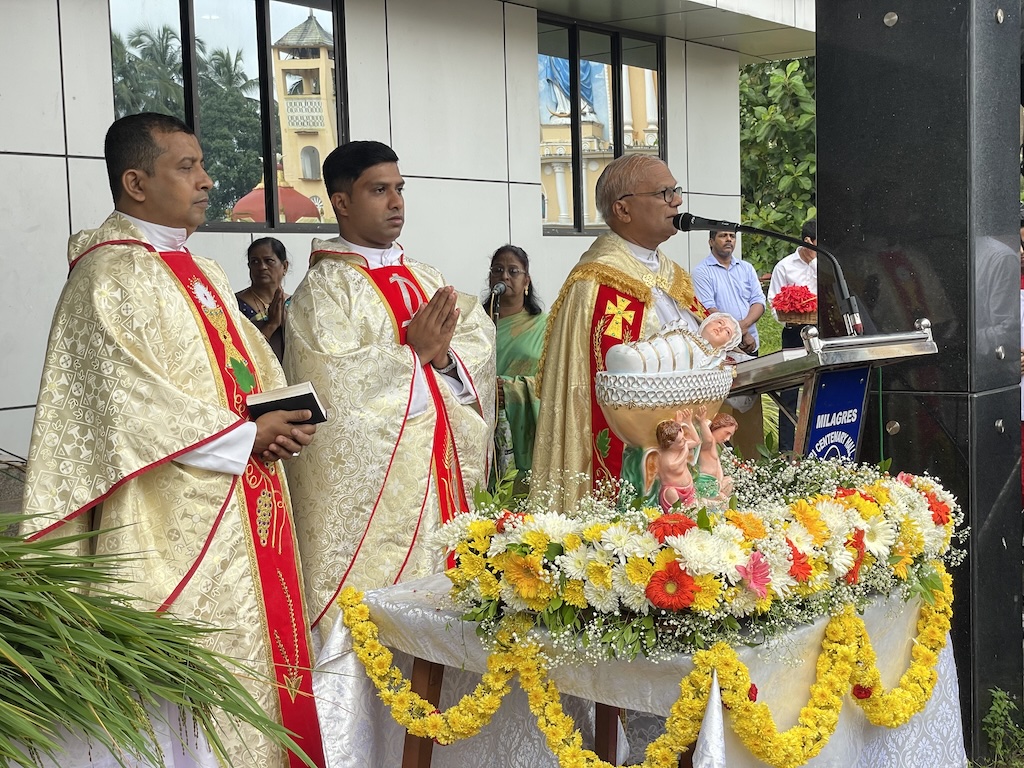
[692,230,766,457]
[693,231,766,353]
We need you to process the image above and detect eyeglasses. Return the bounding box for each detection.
[489,266,524,278]
[617,186,683,204]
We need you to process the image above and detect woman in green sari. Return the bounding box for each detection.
[485,245,548,491]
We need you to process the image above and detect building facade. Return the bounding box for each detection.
[0,0,813,456]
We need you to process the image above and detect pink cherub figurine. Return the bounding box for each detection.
[655,409,702,513]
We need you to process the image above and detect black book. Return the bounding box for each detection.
[246,381,328,425]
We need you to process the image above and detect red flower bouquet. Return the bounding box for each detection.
[771,285,817,324]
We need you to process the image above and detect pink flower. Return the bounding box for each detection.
[737,551,771,598]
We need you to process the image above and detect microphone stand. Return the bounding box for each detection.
[677,214,863,336]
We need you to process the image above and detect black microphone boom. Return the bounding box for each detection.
[674,211,863,336]
[673,212,739,233]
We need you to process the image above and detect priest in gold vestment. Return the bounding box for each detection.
[532,155,708,509]
[285,141,494,639]
[21,114,325,768]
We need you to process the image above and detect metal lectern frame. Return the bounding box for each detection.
[728,320,938,457]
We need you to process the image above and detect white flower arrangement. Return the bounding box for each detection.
[437,458,966,666]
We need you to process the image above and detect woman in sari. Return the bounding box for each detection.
[236,237,290,363]
[484,245,548,491]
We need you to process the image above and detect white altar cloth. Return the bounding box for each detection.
[313,573,969,768]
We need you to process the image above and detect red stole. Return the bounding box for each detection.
[589,284,646,490]
[159,250,325,768]
[355,263,470,555]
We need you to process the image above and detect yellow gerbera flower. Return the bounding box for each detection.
[563,579,588,608]
[586,560,613,589]
[625,556,654,586]
[583,523,608,543]
[691,574,723,612]
[791,499,829,545]
[725,509,767,540]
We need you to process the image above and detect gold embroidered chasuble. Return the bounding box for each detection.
[284,239,495,640]
[531,232,706,509]
[21,213,318,768]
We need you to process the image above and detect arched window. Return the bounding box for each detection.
[301,146,321,180]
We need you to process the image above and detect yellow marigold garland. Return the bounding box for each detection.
[338,561,953,768]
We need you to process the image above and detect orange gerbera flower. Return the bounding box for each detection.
[645,561,698,610]
[925,491,951,525]
[648,513,696,543]
[787,538,812,583]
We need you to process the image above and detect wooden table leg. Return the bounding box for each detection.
[401,657,445,768]
[594,703,619,762]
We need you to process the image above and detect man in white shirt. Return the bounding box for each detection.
[767,218,817,451]
[284,140,495,638]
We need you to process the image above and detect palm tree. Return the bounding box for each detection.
[127,24,186,118]
[203,47,258,95]
[111,32,147,118]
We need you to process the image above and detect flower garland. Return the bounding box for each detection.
[338,560,954,768]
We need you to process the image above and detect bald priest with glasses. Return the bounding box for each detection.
[531,154,708,509]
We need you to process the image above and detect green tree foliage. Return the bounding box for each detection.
[111,25,263,221]
[740,58,816,274]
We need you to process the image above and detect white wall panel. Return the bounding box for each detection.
[398,177,510,296]
[664,37,688,190]
[345,0,392,143]
[682,192,743,263]
[0,411,36,463]
[717,0,795,27]
[684,42,740,197]
[0,1,65,154]
[68,158,113,233]
[503,3,540,185]
[387,0,508,181]
[61,0,114,157]
[0,155,70,454]
[187,231,259,295]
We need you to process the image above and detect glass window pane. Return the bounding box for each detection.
[194,0,264,224]
[579,31,612,232]
[538,23,575,231]
[270,1,337,224]
[622,38,661,157]
[110,0,185,121]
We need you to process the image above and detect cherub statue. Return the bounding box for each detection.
[693,407,737,501]
[653,409,702,513]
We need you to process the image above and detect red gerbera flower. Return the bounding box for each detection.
[845,529,867,585]
[852,684,873,700]
[648,513,697,543]
[925,491,951,525]
[835,487,857,499]
[787,538,812,583]
[645,561,698,610]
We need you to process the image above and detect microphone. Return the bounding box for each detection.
[675,212,863,336]
[673,212,739,233]
[490,282,507,297]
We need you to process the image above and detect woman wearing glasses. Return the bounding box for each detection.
[484,245,548,491]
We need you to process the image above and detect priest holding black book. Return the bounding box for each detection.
[20,112,326,767]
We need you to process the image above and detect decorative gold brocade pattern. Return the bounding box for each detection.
[23,213,296,767]
[285,240,495,642]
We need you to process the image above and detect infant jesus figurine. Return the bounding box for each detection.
[654,409,702,513]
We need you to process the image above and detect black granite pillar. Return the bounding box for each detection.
[816,1,1022,758]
